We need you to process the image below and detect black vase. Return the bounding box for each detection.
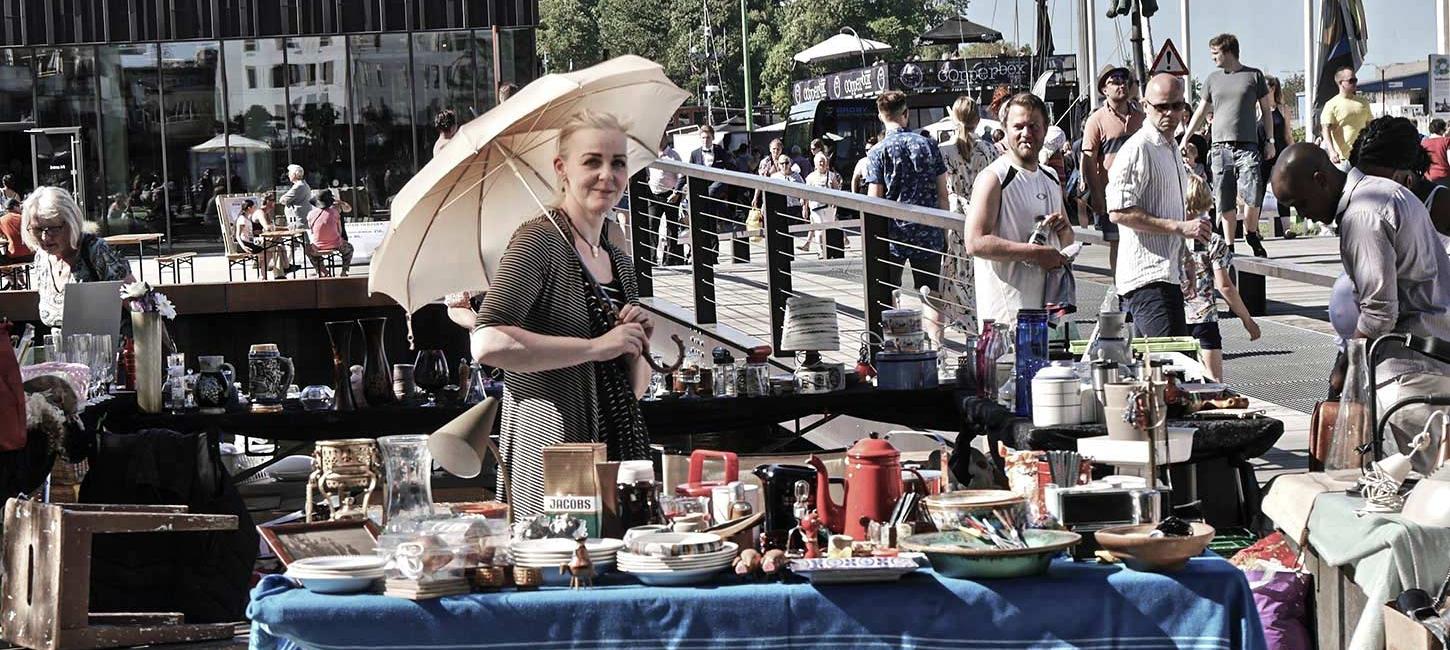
[358,317,395,405]
[325,320,358,412]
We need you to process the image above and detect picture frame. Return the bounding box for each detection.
[258,518,381,566]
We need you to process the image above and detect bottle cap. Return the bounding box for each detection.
[712,346,734,364]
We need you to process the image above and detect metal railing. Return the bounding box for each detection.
[623,159,970,364]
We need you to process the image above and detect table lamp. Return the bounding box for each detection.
[427,398,502,479]
[780,296,842,394]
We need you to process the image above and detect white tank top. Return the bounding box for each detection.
[973,157,1064,327]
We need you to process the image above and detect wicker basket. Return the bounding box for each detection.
[470,565,511,590]
[512,566,543,589]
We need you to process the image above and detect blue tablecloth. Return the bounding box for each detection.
[248,554,1267,650]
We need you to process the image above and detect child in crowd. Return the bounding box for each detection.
[1182,173,1260,382]
[1181,141,1207,179]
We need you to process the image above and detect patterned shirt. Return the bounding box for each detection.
[864,125,947,261]
[35,234,133,327]
[939,136,999,215]
[1180,233,1232,324]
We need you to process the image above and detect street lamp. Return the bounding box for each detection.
[840,26,868,68]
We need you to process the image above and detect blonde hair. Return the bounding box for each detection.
[550,109,633,209]
[950,95,982,153]
[1184,172,1214,215]
[20,186,84,252]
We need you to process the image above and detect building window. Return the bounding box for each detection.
[269,63,284,87]
[246,65,256,88]
[244,41,257,52]
[322,60,332,84]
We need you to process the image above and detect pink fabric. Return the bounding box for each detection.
[308,206,344,250]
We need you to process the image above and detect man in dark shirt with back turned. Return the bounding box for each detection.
[864,90,950,342]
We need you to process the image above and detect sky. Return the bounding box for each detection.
[959,0,1438,81]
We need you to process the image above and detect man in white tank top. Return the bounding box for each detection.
[964,93,1072,328]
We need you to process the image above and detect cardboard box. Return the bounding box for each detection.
[1383,603,1446,650]
[541,443,607,536]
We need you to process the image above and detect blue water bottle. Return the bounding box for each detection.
[1014,309,1050,417]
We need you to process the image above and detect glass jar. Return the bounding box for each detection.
[616,460,663,529]
[1014,309,1050,417]
[378,434,435,534]
[712,347,736,397]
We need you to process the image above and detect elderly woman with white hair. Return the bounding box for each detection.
[24,187,135,329]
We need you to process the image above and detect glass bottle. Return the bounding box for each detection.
[975,320,996,398]
[377,434,435,534]
[982,322,1011,402]
[616,460,663,529]
[712,347,736,397]
[1328,339,1372,471]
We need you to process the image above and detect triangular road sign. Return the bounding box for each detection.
[1151,39,1189,76]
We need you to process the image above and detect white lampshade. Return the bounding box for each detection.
[780,296,840,352]
[1372,452,1414,486]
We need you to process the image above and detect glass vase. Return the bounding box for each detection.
[132,311,163,413]
[378,434,434,534]
[358,317,395,405]
[1328,339,1372,471]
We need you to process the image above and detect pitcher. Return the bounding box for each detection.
[248,344,295,413]
[195,355,237,414]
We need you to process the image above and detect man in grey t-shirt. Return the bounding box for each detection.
[1181,33,1276,258]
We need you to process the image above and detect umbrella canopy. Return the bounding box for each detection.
[368,55,690,315]
[189,134,271,152]
[919,17,1003,45]
[793,33,893,65]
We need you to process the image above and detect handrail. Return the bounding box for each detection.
[652,159,964,231]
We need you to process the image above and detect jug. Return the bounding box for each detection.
[1087,311,1134,370]
[194,355,236,414]
[808,434,903,538]
[378,434,434,534]
[751,463,817,533]
[248,344,295,413]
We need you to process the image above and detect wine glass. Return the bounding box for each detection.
[412,350,449,407]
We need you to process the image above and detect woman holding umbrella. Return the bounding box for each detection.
[470,109,654,519]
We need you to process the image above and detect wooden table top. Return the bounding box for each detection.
[258,229,307,239]
[103,233,164,245]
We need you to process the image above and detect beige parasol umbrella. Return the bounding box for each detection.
[368,55,691,316]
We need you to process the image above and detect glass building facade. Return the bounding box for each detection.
[0,0,538,249]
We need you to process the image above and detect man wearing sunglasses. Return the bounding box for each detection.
[1108,74,1209,339]
[1180,33,1275,258]
[1081,65,1145,276]
[1320,66,1373,170]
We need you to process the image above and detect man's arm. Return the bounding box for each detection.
[963,169,1065,268]
[1081,147,1107,215]
[1180,99,1212,150]
[1343,214,1401,338]
[868,184,885,198]
[1111,206,1206,239]
[1321,104,1347,162]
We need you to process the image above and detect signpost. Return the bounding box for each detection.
[1150,39,1190,77]
[1431,54,1450,120]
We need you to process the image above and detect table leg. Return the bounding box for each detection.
[136,242,145,282]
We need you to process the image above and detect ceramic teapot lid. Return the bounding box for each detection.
[848,436,899,461]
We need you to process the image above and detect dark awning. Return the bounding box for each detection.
[919,17,1004,45]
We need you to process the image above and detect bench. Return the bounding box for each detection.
[155,252,196,284]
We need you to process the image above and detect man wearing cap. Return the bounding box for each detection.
[1080,65,1145,276]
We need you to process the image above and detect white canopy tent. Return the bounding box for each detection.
[792,33,892,66]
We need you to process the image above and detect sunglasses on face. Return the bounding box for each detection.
[1105,75,1129,85]
[29,224,65,238]
[1342,77,1358,84]
[1147,100,1189,113]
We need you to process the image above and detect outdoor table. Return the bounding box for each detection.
[102,232,163,282]
[257,228,309,278]
[1019,415,1285,529]
[246,553,1268,650]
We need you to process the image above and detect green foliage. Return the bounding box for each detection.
[539,0,602,71]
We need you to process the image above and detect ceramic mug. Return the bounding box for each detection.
[885,331,927,353]
[1104,381,1148,441]
[881,308,923,337]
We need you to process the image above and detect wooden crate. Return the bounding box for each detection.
[1,500,239,650]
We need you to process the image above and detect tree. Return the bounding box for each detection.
[538,0,602,72]
[596,0,670,64]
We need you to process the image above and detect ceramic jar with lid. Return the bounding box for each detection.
[1031,364,1083,426]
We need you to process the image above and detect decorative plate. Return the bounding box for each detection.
[787,556,920,584]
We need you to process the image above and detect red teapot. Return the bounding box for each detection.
[807,434,903,539]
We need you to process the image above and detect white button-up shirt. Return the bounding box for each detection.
[647,146,683,195]
[1106,125,1189,295]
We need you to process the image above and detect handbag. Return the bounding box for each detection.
[1308,400,1339,472]
[746,208,764,243]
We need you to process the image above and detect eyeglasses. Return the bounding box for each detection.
[28,224,65,238]
[1147,100,1189,113]
[1104,75,1129,86]
[1342,77,1358,84]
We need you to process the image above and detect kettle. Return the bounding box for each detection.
[807,434,903,538]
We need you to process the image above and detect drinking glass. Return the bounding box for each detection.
[412,350,449,407]
[92,335,115,396]
[68,334,93,393]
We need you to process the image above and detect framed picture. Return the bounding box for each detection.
[258,518,381,566]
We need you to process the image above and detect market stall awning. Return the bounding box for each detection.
[793,33,892,65]
[919,17,1003,45]
[189,134,271,153]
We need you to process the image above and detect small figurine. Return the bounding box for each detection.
[733,549,763,579]
[787,510,830,558]
[558,537,595,589]
[760,549,788,578]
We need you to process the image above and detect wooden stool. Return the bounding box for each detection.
[1,499,239,650]
[155,252,196,284]
[0,262,31,290]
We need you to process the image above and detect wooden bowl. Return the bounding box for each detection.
[1093,522,1215,572]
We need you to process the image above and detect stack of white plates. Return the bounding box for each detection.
[285,555,387,594]
[616,541,738,586]
[510,538,623,586]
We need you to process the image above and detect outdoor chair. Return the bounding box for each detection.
[215,198,259,281]
[156,252,196,284]
[0,263,30,290]
[312,248,345,277]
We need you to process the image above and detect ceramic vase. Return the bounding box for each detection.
[358,317,395,405]
[325,320,358,412]
[132,311,163,413]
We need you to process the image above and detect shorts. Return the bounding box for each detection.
[883,252,941,294]
[1120,281,1188,338]
[1094,212,1119,242]
[1190,321,1223,350]
[1209,143,1264,212]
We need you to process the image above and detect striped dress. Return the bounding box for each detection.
[474,212,649,520]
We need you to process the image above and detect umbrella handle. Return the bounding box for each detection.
[645,335,685,374]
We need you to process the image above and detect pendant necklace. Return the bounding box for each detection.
[566,216,601,259]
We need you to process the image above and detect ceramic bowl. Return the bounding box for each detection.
[901,529,1081,579]
[626,532,723,557]
[1093,522,1215,572]
[922,490,1028,534]
[288,574,381,594]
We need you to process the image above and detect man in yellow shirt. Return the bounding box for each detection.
[1320,66,1373,167]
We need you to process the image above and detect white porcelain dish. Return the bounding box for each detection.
[621,565,728,586]
[787,556,920,584]
[287,573,381,594]
[625,532,723,557]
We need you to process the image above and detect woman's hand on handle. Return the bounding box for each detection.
[617,304,655,339]
[591,323,649,361]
